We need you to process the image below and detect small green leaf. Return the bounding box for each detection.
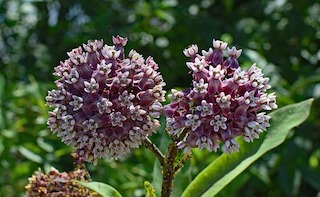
[76,181,123,197]
[0,138,4,156]
[155,9,175,24]
[144,181,156,197]
[182,98,313,197]
[0,74,4,98]
[152,160,162,197]
[18,146,43,163]
[37,137,54,152]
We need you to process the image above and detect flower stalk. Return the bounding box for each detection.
[148,128,191,197]
[143,138,165,166]
[161,141,179,197]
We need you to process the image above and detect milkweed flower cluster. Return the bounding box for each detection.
[163,40,277,153]
[46,36,166,163]
[25,167,99,197]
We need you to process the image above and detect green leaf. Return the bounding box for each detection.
[0,74,4,98]
[0,74,5,130]
[155,9,176,24]
[152,160,162,197]
[18,146,43,163]
[76,181,123,197]
[0,138,4,156]
[37,137,54,152]
[301,167,320,190]
[182,98,313,197]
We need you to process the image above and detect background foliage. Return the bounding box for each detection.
[0,0,319,196]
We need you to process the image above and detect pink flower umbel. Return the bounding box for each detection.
[164,39,277,154]
[46,36,166,163]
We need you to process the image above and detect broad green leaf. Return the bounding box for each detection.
[76,181,122,197]
[182,98,313,197]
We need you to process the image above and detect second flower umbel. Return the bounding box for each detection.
[163,39,278,154]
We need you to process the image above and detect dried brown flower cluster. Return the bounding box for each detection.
[25,167,99,197]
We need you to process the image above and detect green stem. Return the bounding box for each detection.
[143,128,191,197]
[143,138,165,166]
[161,128,191,197]
[174,152,192,172]
[161,141,178,197]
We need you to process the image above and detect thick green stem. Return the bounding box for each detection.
[143,128,191,197]
[161,142,178,197]
[161,128,191,197]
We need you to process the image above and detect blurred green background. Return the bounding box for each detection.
[0,0,319,196]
